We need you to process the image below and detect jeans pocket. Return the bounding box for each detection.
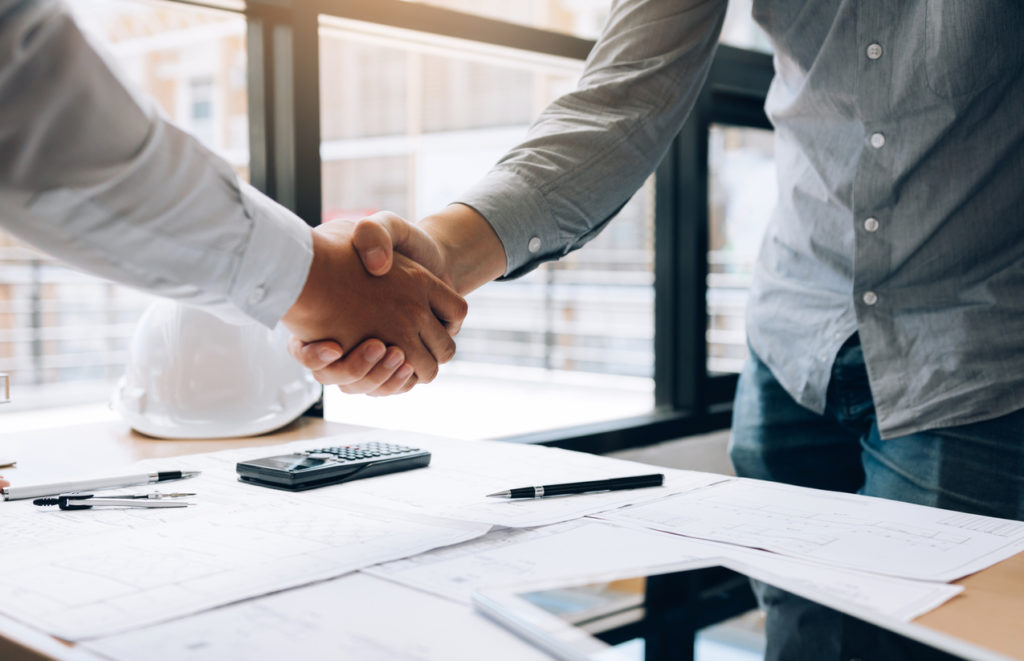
[925,0,1023,99]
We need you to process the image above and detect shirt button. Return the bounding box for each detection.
[863,217,879,232]
[248,285,267,305]
[869,132,886,149]
[528,237,542,254]
[866,43,883,60]
[862,291,878,306]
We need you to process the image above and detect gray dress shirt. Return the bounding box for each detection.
[0,0,312,328]
[459,0,1024,438]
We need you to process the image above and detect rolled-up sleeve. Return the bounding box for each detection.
[456,0,727,278]
[0,0,311,328]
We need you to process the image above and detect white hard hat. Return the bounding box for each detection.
[112,300,321,439]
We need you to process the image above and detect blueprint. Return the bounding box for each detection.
[84,573,550,661]
[366,518,961,622]
[0,431,720,641]
[595,478,1024,582]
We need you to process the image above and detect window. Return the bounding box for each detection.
[719,0,773,53]
[0,0,248,412]
[189,77,217,146]
[707,125,776,375]
[316,16,655,439]
[404,0,610,40]
[6,0,776,455]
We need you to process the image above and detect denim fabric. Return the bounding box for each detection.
[729,336,1024,660]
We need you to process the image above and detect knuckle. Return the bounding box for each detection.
[323,366,355,384]
[340,382,367,395]
[418,362,438,383]
[438,340,456,364]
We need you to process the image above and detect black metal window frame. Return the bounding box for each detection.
[212,0,773,453]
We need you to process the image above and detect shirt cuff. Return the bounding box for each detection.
[230,182,314,328]
[456,168,563,279]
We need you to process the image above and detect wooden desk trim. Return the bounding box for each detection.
[915,553,1024,659]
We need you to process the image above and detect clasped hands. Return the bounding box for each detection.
[280,212,462,396]
[281,205,505,397]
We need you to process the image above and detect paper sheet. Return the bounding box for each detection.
[0,430,720,641]
[0,499,486,641]
[0,438,492,640]
[2,428,709,556]
[0,430,1002,648]
[84,573,551,661]
[595,478,1024,582]
[366,518,961,622]
[300,430,731,527]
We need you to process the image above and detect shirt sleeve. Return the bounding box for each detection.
[456,0,727,278]
[0,0,312,328]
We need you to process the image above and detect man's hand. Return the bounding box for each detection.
[350,205,506,296]
[281,218,467,388]
[289,206,505,395]
[287,337,416,396]
[350,211,452,286]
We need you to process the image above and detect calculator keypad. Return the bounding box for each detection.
[304,442,420,463]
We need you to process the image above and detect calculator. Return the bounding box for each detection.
[236,442,431,491]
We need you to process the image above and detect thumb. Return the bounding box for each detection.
[357,211,450,284]
[352,216,396,276]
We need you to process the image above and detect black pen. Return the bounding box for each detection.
[486,473,664,499]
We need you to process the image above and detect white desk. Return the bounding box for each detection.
[1,418,1022,660]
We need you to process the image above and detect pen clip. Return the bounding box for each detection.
[54,493,95,510]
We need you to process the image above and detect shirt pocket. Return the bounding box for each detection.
[925,0,1023,99]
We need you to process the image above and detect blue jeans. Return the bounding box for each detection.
[729,335,1024,660]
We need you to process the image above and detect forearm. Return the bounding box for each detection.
[0,1,311,327]
[418,204,507,295]
[457,0,727,278]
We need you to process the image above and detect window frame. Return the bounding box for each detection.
[226,0,774,453]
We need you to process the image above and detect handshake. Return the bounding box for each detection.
[280,204,506,397]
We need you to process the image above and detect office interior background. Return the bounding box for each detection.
[0,0,775,454]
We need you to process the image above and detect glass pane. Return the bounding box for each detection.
[719,0,773,53]
[706,124,776,375]
[407,0,772,53]
[320,17,655,439]
[69,0,250,180]
[0,0,247,413]
[403,0,611,40]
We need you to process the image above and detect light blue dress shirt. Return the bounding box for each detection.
[0,0,312,328]
[459,0,1024,438]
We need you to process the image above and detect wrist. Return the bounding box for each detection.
[419,204,507,295]
[280,230,335,337]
